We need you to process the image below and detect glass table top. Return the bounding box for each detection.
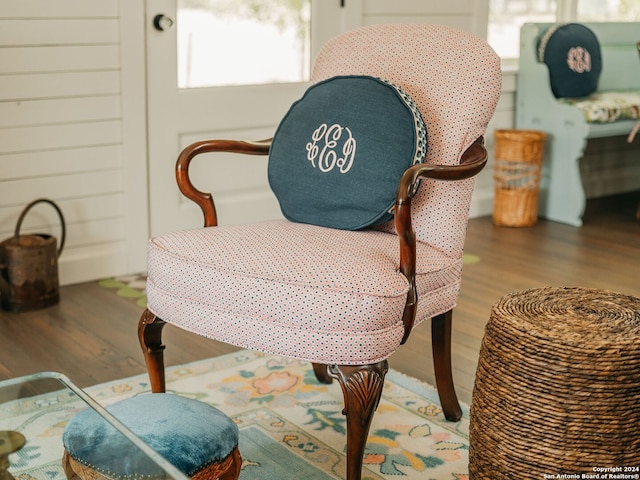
[0,371,189,480]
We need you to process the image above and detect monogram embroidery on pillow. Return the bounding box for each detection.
[567,46,591,73]
[269,75,427,230]
[306,123,357,174]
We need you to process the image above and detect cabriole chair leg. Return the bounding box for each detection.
[432,310,462,421]
[137,308,167,393]
[329,361,389,480]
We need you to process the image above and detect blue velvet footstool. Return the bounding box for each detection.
[62,393,241,480]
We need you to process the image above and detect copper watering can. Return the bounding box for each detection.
[0,199,66,312]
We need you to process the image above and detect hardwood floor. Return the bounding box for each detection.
[1,193,638,406]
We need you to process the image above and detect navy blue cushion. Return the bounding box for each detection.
[63,394,239,477]
[268,75,427,230]
[538,23,602,99]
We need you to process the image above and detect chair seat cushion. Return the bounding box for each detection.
[146,220,463,365]
[62,394,239,478]
[268,75,427,230]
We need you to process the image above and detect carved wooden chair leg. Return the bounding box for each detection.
[312,362,333,384]
[329,361,388,480]
[431,310,462,421]
[137,308,167,393]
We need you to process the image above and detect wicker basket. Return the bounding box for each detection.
[469,287,640,479]
[493,129,546,227]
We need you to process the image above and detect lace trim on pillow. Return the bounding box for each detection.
[381,79,428,167]
[380,78,428,214]
[537,23,566,62]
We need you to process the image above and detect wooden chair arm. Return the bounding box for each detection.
[175,139,272,227]
[395,136,487,343]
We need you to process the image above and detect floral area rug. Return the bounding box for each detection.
[99,274,149,308]
[2,350,470,479]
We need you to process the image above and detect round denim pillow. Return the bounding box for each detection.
[268,75,427,230]
[538,23,602,99]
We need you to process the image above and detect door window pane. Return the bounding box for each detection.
[577,0,640,21]
[488,0,640,59]
[178,0,311,88]
[488,0,556,59]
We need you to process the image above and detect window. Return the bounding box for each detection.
[488,0,640,59]
[177,0,311,88]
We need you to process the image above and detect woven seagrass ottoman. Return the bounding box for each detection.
[62,393,241,480]
[469,287,640,479]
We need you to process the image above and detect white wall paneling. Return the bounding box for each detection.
[0,0,148,285]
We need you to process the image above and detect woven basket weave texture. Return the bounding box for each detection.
[469,287,640,479]
[493,129,546,227]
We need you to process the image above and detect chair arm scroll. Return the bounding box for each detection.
[176,139,272,227]
[395,137,487,343]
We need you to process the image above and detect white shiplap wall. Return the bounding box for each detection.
[0,1,148,285]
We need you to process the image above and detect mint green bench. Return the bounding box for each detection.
[516,22,640,226]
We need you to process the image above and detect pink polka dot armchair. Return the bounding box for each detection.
[139,24,501,480]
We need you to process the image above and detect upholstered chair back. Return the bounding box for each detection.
[311,24,502,256]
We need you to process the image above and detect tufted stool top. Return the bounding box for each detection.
[62,393,240,478]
